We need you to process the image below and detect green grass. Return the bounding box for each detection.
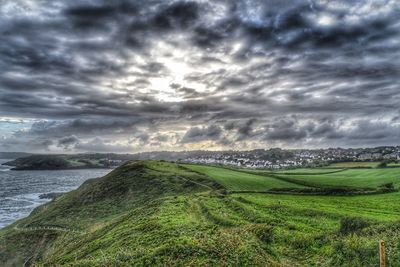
[273,168,347,174]
[207,166,400,194]
[246,168,347,175]
[273,168,400,189]
[388,162,400,167]
[238,192,400,222]
[1,161,400,266]
[183,164,305,192]
[328,162,381,168]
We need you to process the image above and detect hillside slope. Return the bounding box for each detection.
[0,161,225,265]
[3,155,117,170]
[1,161,400,266]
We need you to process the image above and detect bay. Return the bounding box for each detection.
[0,159,111,228]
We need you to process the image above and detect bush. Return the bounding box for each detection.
[378,161,388,168]
[379,182,395,190]
[332,235,377,266]
[290,234,313,249]
[251,225,274,244]
[339,217,370,235]
[377,182,397,193]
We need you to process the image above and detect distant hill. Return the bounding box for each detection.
[0,149,323,170]
[2,154,122,170]
[2,151,226,170]
[0,152,32,159]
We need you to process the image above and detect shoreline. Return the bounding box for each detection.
[0,167,112,229]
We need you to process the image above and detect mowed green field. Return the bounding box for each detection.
[328,161,381,168]
[246,168,346,174]
[184,164,400,191]
[238,192,400,222]
[264,168,347,175]
[184,164,306,191]
[272,168,400,189]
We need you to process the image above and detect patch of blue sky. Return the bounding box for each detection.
[0,120,33,137]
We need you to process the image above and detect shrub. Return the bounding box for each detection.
[378,161,388,168]
[377,182,397,193]
[251,225,274,244]
[339,217,370,235]
[290,234,313,249]
[332,235,377,266]
[379,182,395,190]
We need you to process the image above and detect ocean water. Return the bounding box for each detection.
[0,159,112,229]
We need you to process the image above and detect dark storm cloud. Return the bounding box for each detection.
[1,136,54,152]
[152,1,200,30]
[234,1,400,53]
[180,125,222,143]
[74,137,134,153]
[0,0,399,152]
[264,118,309,141]
[260,116,400,147]
[57,135,80,149]
[22,119,144,138]
[222,119,259,141]
[342,120,400,141]
[64,4,122,19]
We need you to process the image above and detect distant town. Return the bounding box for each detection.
[2,146,400,170]
[181,146,400,169]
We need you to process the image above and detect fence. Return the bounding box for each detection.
[380,240,386,267]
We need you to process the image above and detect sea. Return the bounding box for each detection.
[0,159,112,229]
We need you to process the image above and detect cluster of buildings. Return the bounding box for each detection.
[83,147,400,170]
[185,157,303,169]
[183,147,400,169]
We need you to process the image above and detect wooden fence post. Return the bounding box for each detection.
[379,240,386,267]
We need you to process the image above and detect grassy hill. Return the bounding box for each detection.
[1,161,400,266]
[3,155,117,170]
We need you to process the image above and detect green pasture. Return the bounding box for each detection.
[183,164,305,191]
[328,161,381,168]
[2,161,400,266]
[273,168,400,189]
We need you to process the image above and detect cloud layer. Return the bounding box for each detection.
[0,0,399,152]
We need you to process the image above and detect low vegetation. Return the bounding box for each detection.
[1,161,400,266]
[339,217,370,235]
[3,155,118,170]
[328,161,381,168]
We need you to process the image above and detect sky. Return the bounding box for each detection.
[0,0,399,153]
